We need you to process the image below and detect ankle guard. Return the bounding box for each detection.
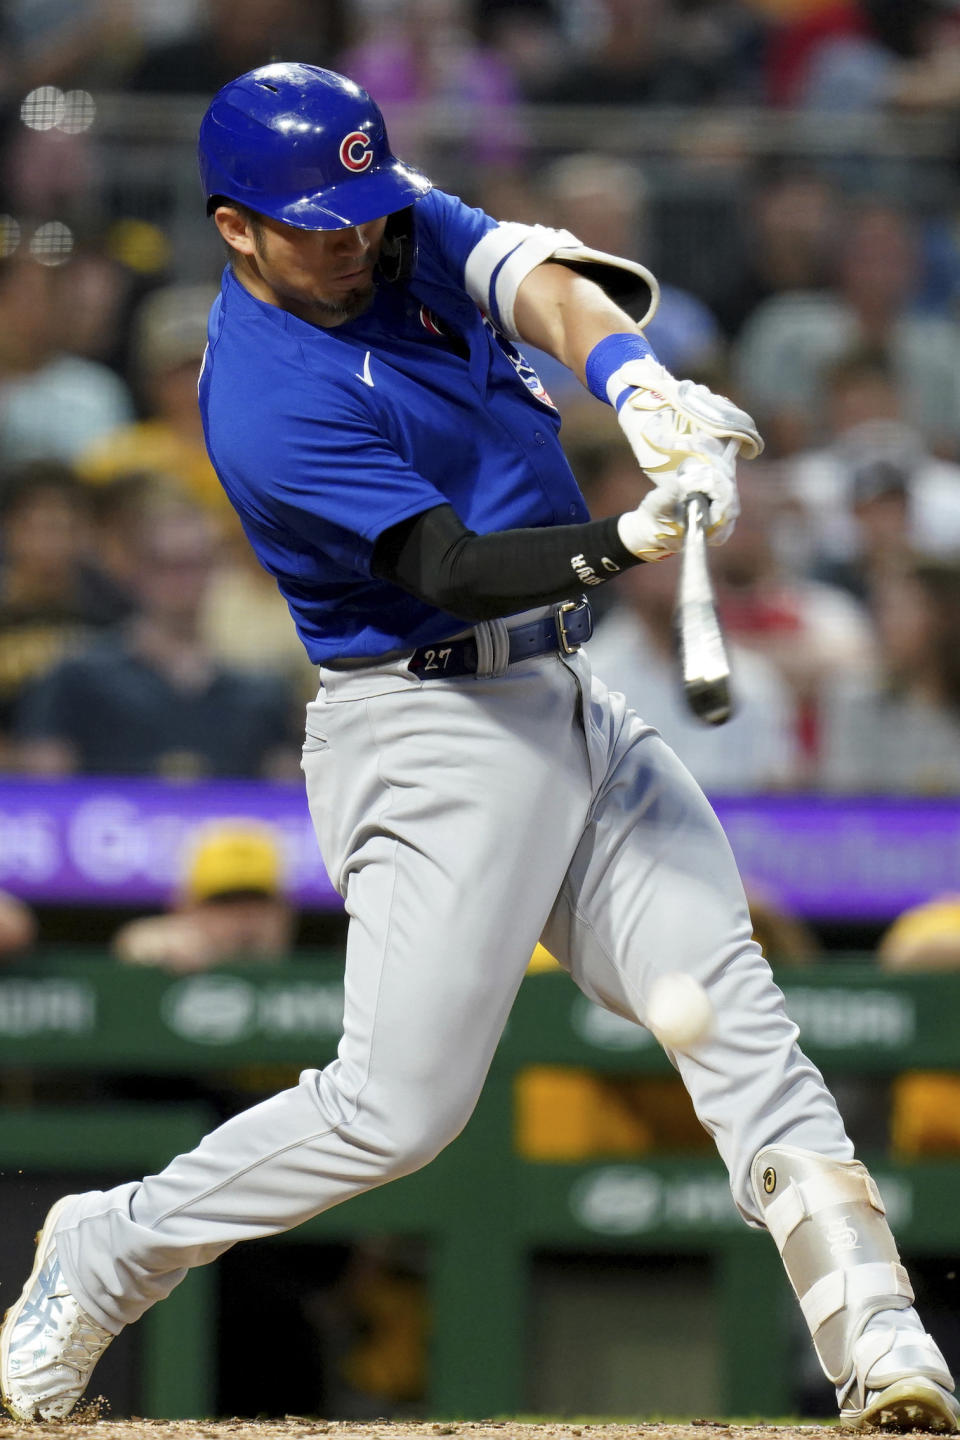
[751,1146,914,1387]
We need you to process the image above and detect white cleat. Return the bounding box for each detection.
[0,1195,116,1421]
[846,1376,960,1432]
[840,1327,960,1432]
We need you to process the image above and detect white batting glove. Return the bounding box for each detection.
[616,485,685,562]
[611,356,763,478]
[662,442,740,546]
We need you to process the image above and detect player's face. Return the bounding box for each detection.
[224,210,388,327]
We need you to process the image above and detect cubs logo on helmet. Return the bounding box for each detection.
[339,131,374,173]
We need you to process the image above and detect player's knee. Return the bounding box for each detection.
[306,1066,478,1181]
[379,1109,470,1179]
[343,1102,472,1182]
[379,1133,444,1180]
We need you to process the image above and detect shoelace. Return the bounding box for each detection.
[57,1315,112,1376]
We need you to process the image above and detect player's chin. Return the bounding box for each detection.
[318,283,375,323]
[343,287,376,320]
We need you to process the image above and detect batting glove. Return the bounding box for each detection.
[612,356,763,478]
[616,486,685,562]
[661,443,740,547]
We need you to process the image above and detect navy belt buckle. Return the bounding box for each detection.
[555,599,584,655]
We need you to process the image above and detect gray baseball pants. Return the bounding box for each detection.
[55,616,853,1334]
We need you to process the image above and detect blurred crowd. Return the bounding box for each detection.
[1,0,958,118]
[0,0,960,791]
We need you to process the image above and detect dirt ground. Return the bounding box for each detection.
[0,1419,881,1440]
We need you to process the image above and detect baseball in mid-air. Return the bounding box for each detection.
[645,972,714,1049]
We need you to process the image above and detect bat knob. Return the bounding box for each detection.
[685,677,732,727]
[684,491,711,527]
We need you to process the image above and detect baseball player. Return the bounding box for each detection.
[2,64,957,1430]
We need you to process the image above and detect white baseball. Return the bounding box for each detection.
[645,972,713,1049]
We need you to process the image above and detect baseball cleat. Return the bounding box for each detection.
[0,1195,115,1421]
[839,1327,960,1432]
[841,1375,960,1431]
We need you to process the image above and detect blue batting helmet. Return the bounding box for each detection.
[198,63,432,230]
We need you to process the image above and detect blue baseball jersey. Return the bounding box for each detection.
[199,188,591,662]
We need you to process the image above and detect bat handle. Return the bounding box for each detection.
[676,490,733,726]
[682,442,736,533]
[683,491,710,536]
[679,493,712,615]
[683,439,741,535]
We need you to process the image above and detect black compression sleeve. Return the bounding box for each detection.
[371,503,641,621]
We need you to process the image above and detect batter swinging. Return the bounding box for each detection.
[2,64,956,1431]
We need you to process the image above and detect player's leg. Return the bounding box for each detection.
[2,656,593,1420]
[540,658,958,1431]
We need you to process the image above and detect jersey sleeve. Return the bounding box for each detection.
[418,188,581,340]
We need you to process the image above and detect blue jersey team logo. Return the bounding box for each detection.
[481,315,557,412]
[418,304,448,337]
[417,306,556,412]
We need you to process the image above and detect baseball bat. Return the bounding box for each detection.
[675,491,733,726]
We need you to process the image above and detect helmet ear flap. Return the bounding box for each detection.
[378,207,415,284]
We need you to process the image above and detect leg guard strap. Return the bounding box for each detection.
[752,1145,913,1386]
[801,1263,913,1337]
[764,1165,885,1251]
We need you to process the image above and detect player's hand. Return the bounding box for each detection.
[613,355,762,480]
[662,443,740,547]
[616,485,685,562]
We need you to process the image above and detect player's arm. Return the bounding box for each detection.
[373,270,759,613]
[514,260,763,546]
[513,261,640,387]
[453,199,761,538]
[371,501,680,620]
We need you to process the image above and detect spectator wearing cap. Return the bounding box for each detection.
[785,349,960,587]
[880,895,960,973]
[77,284,231,525]
[872,885,960,1372]
[112,821,296,973]
[11,491,301,780]
[837,454,916,594]
[874,895,960,1160]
